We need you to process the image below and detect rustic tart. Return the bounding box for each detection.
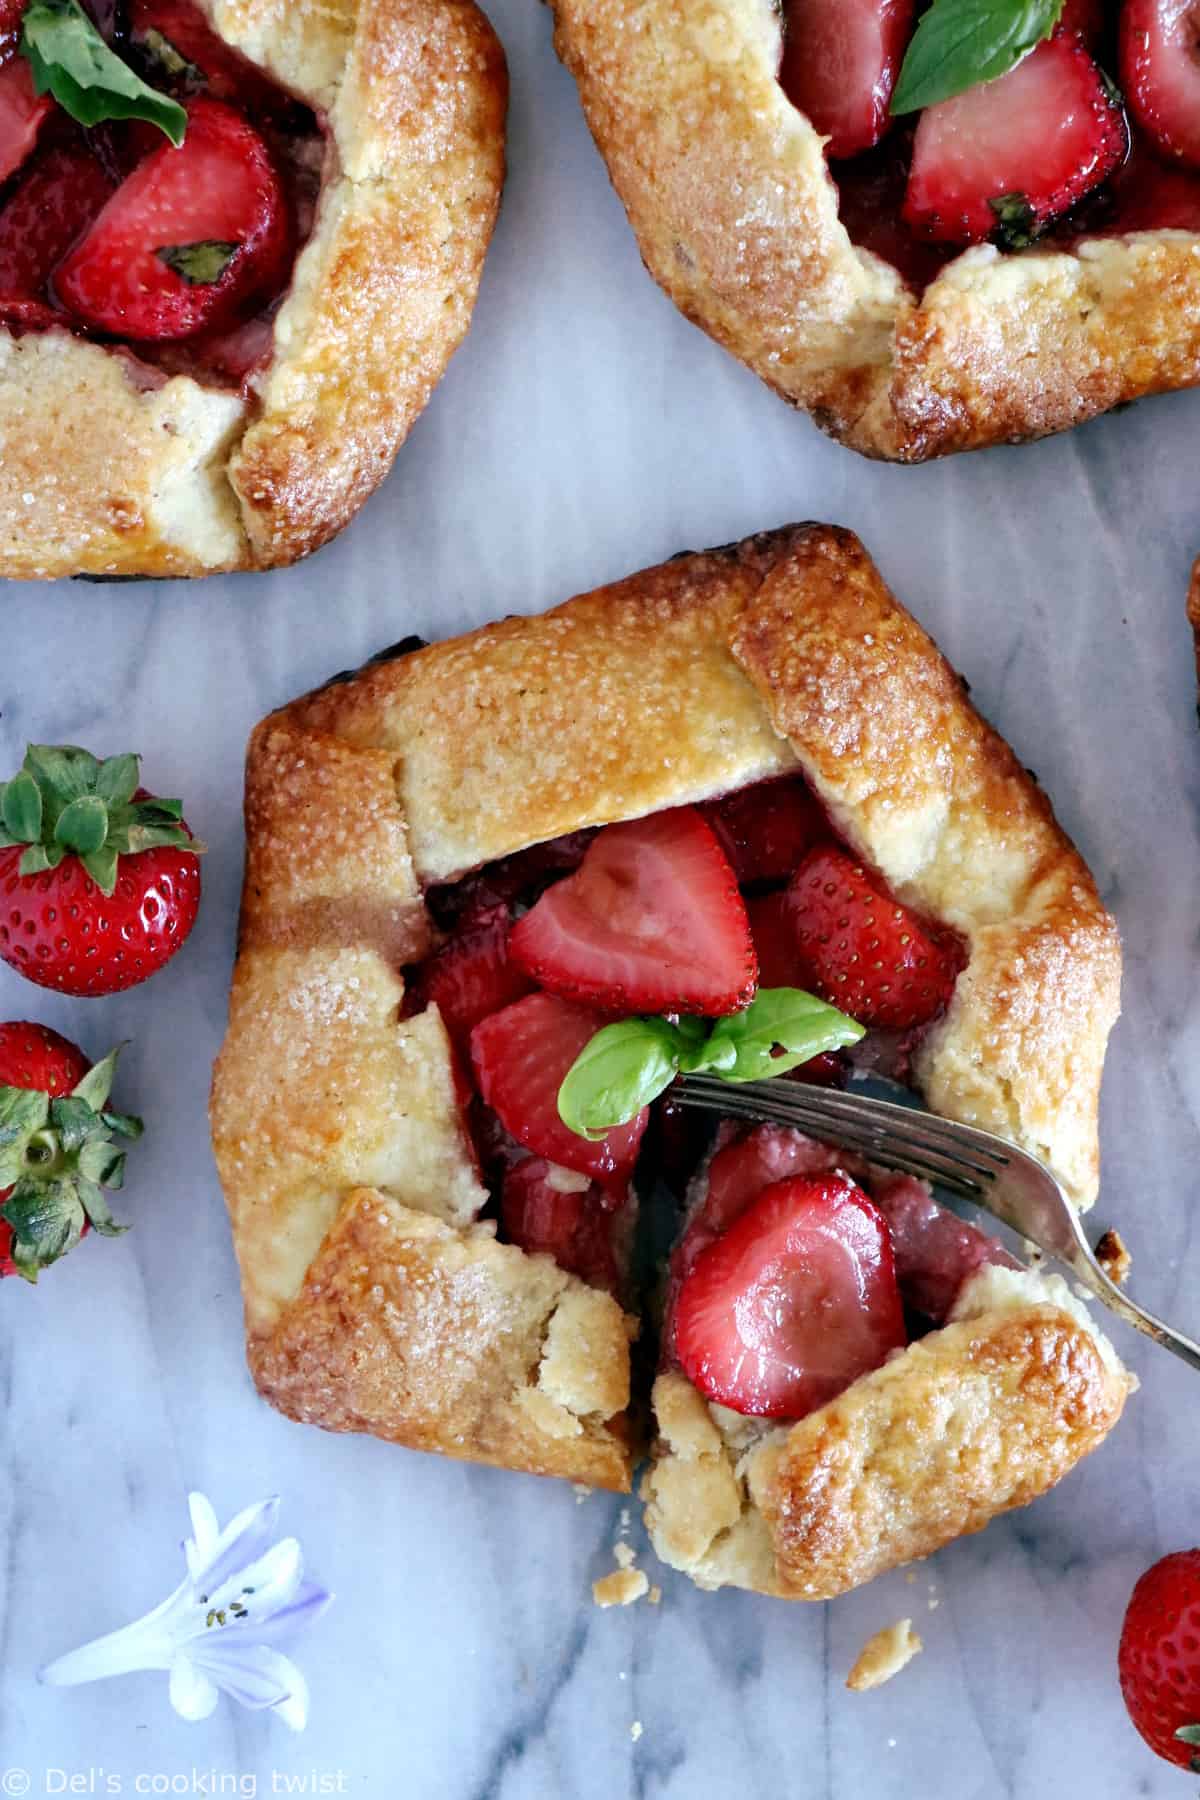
[0,0,505,577]
[210,524,1130,1600]
[549,0,1200,461]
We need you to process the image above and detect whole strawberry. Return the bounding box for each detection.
[0,744,202,996]
[0,1023,143,1281]
[1119,1551,1200,1769]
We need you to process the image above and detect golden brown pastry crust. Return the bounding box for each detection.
[549,0,1200,461]
[0,0,506,578]
[644,1273,1132,1601]
[210,523,1120,1496]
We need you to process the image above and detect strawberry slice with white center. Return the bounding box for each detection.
[673,1173,906,1418]
[55,97,288,340]
[0,58,52,187]
[904,30,1128,245]
[780,0,916,160]
[1121,0,1200,169]
[873,1173,1018,1322]
[699,774,825,887]
[500,1157,624,1294]
[470,992,649,1183]
[411,903,534,1057]
[509,807,756,1017]
[785,844,961,1030]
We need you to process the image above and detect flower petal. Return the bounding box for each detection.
[232,1582,333,1647]
[184,1493,221,1581]
[191,1497,281,1596]
[188,1639,301,1711]
[169,1655,220,1722]
[271,1663,309,1732]
[202,1536,303,1623]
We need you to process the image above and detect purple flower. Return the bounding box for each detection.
[40,1492,332,1730]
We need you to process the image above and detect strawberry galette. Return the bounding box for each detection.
[0,0,505,576]
[550,0,1200,460]
[210,524,1130,1599]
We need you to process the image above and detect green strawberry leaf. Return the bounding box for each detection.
[54,793,109,856]
[76,1177,126,1235]
[81,843,120,895]
[100,1109,144,1142]
[78,1140,126,1187]
[3,1175,84,1280]
[48,1094,101,1155]
[0,1084,49,1148]
[558,1017,686,1140]
[1174,1725,1200,1746]
[24,742,99,803]
[990,191,1040,248]
[704,988,866,1082]
[94,751,140,809]
[156,239,240,286]
[21,0,187,145]
[891,0,1064,115]
[2,769,43,843]
[72,1045,122,1113]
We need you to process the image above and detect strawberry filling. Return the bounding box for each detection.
[0,0,321,387]
[784,0,1200,296]
[405,768,973,1347]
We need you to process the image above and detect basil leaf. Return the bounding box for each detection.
[21,0,187,146]
[558,1018,683,1140]
[891,0,1063,115]
[704,987,866,1082]
[156,240,239,286]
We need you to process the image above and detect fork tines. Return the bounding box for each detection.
[675,1075,1008,1199]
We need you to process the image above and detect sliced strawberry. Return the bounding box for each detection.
[1059,0,1107,46]
[780,0,916,160]
[500,1157,624,1295]
[674,1125,845,1288]
[0,0,25,61]
[128,0,296,120]
[1121,0,1200,169]
[673,1174,906,1418]
[469,993,649,1184]
[0,57,52,187]
[509,808,756,1017]
[873,1174,1018,1322]
[904,31,1128,245]
[747,890,805,989]
[411,904,534,1058]
[699,774,825,887]
[785,845,960,1031]
[55,98,288,340]
[0,144,115,303]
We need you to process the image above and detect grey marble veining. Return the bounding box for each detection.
[1,1,1198,1793]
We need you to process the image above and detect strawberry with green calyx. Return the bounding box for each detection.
[0,743,202,996]
[0,1025,142,1281]
[1119,1550,1200,1770]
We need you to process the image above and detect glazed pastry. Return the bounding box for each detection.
[0,0,506,576]
[210,524,1130,1598]
[549,0,1200,461]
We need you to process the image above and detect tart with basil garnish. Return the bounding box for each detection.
[0,0,505,574]
[211,525,1130,1602]
[550,0,1200,459]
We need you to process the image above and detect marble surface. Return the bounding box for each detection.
[2,3,1200,1795]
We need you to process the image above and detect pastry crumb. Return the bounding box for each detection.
[631,1721,643,1742]
[846,1619,923,1692]
[614,1541,636,1570]
[1096,1228,1132,1285]
[594,1568,650,1608]
[648,1585,662,1606]
[573,1484,593,1505]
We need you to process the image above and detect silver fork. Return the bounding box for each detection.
[676,1073,1200,1371]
